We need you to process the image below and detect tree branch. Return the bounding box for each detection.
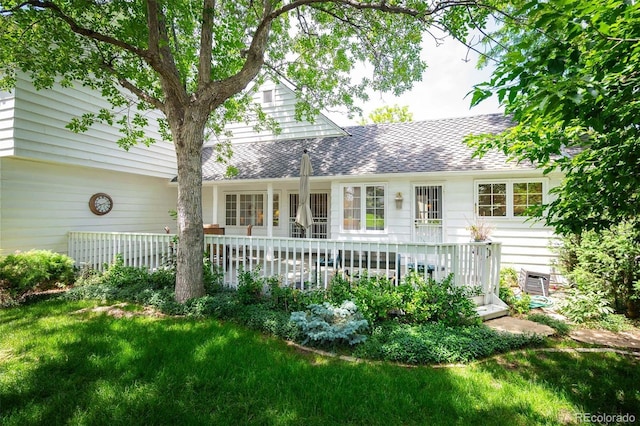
[198,0,215,89]
[7,1,150,60]
[146,0,188,104]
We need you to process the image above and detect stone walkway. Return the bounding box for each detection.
[486,314,640,350]
[485,308,640,350]
[485,316,555,336]
[569,328,640,350]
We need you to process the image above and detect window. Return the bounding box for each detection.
[366,186,385,230]
[513,182,543,216]
[478,183,507,217]
[225,193,264,226]
[476,180,544,218]
[342,185,385,231]
[225,194,237,226]
[343,186,361,230]
[262,89,273,104]
[273,193,280,226]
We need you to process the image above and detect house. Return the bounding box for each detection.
[199,82,561,277]
[0,75,178,254]
[1,74,561,279]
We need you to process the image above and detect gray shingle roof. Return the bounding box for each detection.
[200,113,529,181]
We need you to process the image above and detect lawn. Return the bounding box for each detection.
[1,300,638,425]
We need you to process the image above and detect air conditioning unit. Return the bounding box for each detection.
[519,269,550,296]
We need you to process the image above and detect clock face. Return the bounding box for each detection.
[89,193,113,215]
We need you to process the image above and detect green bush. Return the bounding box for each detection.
[346,272,403,324]
[498,268,531,315]
[0,250,75,300]
[235,303,301,341]
[400,273,482,326]
[556,220,640,318]
[236,267,266,305]
[266,279,326,312]
[324,272,481,326]
[500,267,519,289]
[559,280,613,323]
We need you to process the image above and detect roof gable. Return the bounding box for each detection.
[218,79,347,144]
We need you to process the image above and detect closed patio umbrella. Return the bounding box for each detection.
[295,150,313,234]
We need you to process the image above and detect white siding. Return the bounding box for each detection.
[222,81,347,144]
[441,174,560,274]
[11,76,177,178]
[0,157,177,255]
[0,90,15,156]
[326,172,560,275]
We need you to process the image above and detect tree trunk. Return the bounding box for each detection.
[173,113,207,303]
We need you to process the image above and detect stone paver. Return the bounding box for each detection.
[485,316,555,336]
[569,329,640,350]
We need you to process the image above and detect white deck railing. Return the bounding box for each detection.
[67,232,501,302]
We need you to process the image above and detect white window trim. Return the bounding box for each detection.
[340,183,387,233]
[474,178,548,219]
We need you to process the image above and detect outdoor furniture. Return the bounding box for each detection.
[204,225,226,267]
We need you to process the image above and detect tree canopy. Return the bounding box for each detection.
[358,104,413,124]
[468,0,640,235]
[0,0,491,301]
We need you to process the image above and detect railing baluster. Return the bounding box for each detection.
[66,232,501,299]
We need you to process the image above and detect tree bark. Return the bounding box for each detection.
[172,107,208,303]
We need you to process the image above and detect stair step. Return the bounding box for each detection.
[476,304,509,321]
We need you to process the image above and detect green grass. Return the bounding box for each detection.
[2,300,639,425]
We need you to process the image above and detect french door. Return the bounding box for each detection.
[289,193,328,238]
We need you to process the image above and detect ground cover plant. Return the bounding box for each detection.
[60,261,544,365]
[1,299,639,425]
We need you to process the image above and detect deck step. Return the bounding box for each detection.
[476,304,509,321]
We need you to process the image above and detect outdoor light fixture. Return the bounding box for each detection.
[395,192,404,209]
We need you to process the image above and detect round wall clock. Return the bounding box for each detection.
[89,193,113,215]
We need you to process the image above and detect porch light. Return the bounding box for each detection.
[395,192,404,209]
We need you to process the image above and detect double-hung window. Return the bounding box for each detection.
[342,184,385,231]
[476,180,544,218]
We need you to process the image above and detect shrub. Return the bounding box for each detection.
[325,272,481,326]
[399,273,482,326]
[510,294,532,315]
[498,268,532,315]
[500,267,519,289]
[347,272,403,324]
[290,300,369,346]
[236,267,266,305]
[555,220,640,318]
[266,279,326,312]
[559,281,613,323]
[203,258,225,294]
[235,303,301,341]
[0,250,75,301]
